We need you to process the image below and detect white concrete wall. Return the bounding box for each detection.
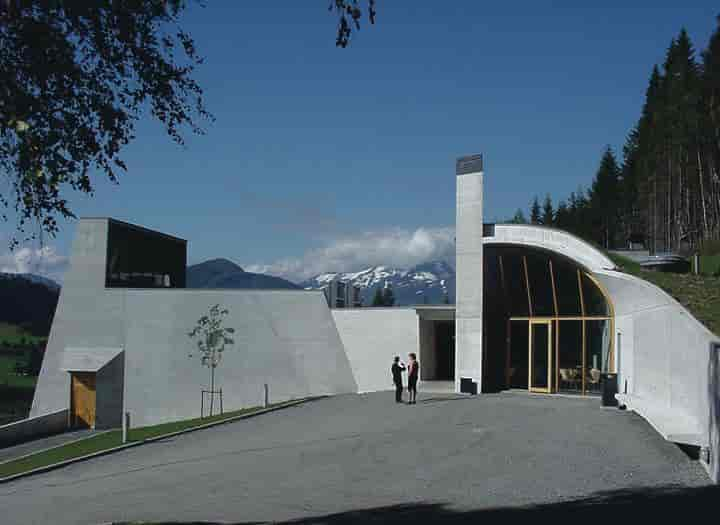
[455,170,483,391]
[419,320,437,380]
[614,315,634,395]
[597,269,720,451]
[32,219,359,427]
[120,289,357,426]
[31,219,122,418]
[331,308,419,393]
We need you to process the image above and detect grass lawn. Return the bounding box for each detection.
[608,253,720,336]
[0,402,293,478]
[0,323,46,346]
[0,354,37,389]
[0,354,37,425]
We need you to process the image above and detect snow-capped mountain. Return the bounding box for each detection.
[299,260,456,306]
[0,272,60,291]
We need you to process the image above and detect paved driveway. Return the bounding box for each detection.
[0,392,712,524]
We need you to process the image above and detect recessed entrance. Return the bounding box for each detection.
[416,307,456,385]
[433,321,455,380]
[483,245,614,395]
[70,372,96,429]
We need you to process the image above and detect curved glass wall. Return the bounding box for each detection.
[483,245,613,395]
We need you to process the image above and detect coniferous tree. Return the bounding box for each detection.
[620,128,642,247]
[531,15,720,255]
[541,194,554,226]
[589,147,622,248]
[508,209,528,224]
[382,284,395,307]
[555,200,570,230]
[701,16,720,242]
[530,197,542,224]
[371,287,384,307]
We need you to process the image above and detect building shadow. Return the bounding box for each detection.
[116,484,720,524]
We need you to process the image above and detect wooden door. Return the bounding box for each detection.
[71,372,96,428]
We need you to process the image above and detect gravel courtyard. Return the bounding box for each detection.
[0,391,713,524]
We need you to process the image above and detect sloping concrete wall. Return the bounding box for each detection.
[332,308,419,393]
[121,289,357,426]
[31,219,122,418]
[597,270,720,451]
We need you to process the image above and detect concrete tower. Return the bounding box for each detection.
[455,154,484,394]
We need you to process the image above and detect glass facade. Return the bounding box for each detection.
[483,245,613,395]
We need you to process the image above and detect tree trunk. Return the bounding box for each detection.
[667,151,672,252]
[698,149,709,241]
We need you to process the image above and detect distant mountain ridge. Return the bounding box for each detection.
[186,258,300,290]
[0,273,60,336]
[299,260,456,306]
[0,272,60,291]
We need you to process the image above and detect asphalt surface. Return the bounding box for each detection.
[0,392,712,524]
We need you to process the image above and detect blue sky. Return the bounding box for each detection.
[1,2,719,282]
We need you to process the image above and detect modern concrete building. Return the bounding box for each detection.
[26,155,720,482]
[321,278,362,308]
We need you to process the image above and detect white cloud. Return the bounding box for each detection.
[244,226,456,283]
[0,246,70,283]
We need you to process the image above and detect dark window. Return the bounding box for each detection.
[509,321,529,389]
[557,320,583,393]
[502,251,530,317]
[586,319,611,379]
[526,252,554,316]
[581,273,609,316]
[553,258,582,315]
[106,220,186,288]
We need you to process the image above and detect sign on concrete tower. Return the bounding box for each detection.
[455,154,484,394]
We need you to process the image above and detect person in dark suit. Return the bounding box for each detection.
[391,356,406,403]
[407,352,419,404]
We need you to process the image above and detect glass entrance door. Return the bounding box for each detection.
[528,320,552,393]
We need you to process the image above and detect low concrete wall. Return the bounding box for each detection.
[0,409,68,448]
[332,308,419,393]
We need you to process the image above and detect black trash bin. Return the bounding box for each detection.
[602,373,618,407]
[460,377,478,395]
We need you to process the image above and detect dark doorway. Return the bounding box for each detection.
[434,321,455,380]
[508,321,529,389]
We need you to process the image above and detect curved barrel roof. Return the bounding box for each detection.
[485,224,617,272]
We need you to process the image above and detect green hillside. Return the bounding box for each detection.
[0,322,47,346]
[609,253,720,336]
